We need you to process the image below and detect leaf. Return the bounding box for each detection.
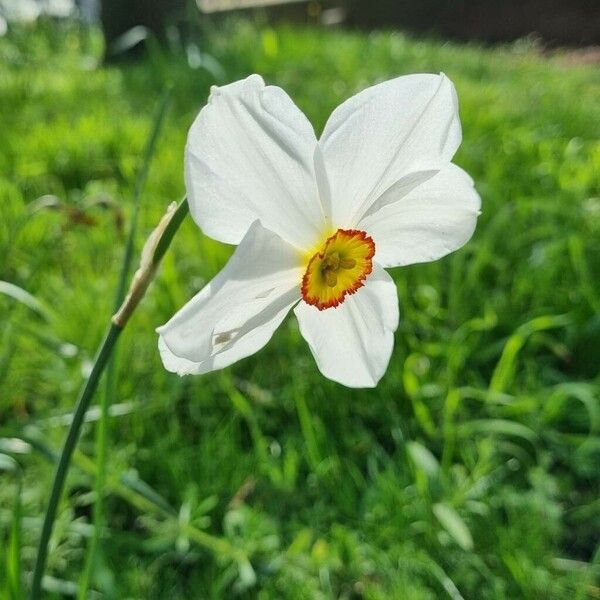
[7,480,23,600]
[456,419,537,443]
[402,554,466,600]
[0,438,31,454]
[543,383,600,434]
[0,280,52,320]
[406,441,440,478]
[119,470,176,516]
[490,314,570,393]
[433,503,474,551]
[236,559,257,590]
[0,453,19,473]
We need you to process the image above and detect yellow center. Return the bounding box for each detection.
[301,229,375,310]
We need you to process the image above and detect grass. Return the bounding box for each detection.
[1,16,600,599]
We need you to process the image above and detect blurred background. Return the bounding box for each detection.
[1,0,599,598]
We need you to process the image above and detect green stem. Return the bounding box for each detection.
[78,85,172,600]
[29,324,122,599]
[29,197,189,600]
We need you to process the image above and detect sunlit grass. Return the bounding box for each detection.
[1,18,599,599]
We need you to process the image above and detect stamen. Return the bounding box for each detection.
[340,258,356,269]
[325,270,338,287]
[324,252,340,270]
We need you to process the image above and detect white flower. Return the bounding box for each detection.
[157,74,481,388]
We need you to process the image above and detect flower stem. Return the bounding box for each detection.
[78,86,172,600]
[29,324,121,599]
[29,197,189,600]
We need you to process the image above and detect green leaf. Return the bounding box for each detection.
[433,503,474,551]
[7,480,23,600]
[0,280,52,321]
[406,441,440,478]
[456,419,537,443]
[0,453,19,473]
[490,314,570,393]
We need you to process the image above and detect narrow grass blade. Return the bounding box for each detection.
[78,85,173,600]
[490,314,571,393]
[294,388,322,471]
[0,453,23,600]
[456,419,537,443]
[0,280,52,321]
[7,479,23,600]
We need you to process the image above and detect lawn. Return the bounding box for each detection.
[1,17,599,599]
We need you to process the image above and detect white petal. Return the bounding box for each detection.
[360,169,440,219]
[185,74,325,250]
[313,145,333,231]
[358,164,481,268]
[319,73,461,227]
[157,221,302,375]
[294,264,399,388]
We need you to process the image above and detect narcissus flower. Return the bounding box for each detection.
[158,74,481,387]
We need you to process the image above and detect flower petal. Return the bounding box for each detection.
[185,74,325,250]
[358,164,481,268]
[319,73,461,227]
[157,221,302,375]
[294,264,399,387]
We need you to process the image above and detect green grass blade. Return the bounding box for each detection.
[0,454,23,600]
[115,85,173,306]
[0,281,52,321]
[456,419,537,443]
[7,479,23,600]
[294,388,322,471]
[78,85,173,600]
[490,314,571,393]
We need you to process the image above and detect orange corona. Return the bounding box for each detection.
[301,229,375,310]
